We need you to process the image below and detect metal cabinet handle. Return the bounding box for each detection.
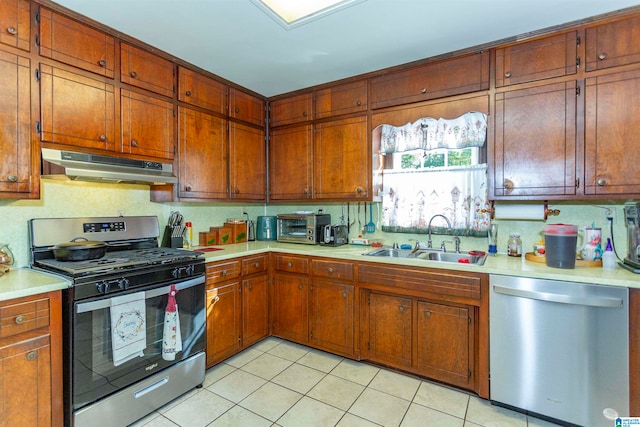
[185,90,192,96]
[254,262,259,268]
[598,53,607,60]
[247,284,253,291]
[597,178,607,186]
[424,310,431,317]
[98,60,106,67]
[131,140,138,147]
[298,284,303,290]
[26,351,37,361]
[99,134,107,142]
[356,186,364,194]
[398,305,405,312]
[221,269,227,276]
[235,107,240,113]
[356,100,361,106]
[504,71,511,78]
[15,315,26,324]
[303,188,308,195]
[7,26,17,35]
[184,185,192,192]
[503,179,513,190]
[420,87,427,94]
[287,262,293,267]
[302,111,307,117]
[342,291,348,298]
[7,175,18,183]
[327,267,334,274]
[130,71,138,78]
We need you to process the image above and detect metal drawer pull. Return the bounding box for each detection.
[504,71,511,78]
[130,71,138,78]
[185,90,192,96]
[420,87,427,93]
[342,291,348,298]
[7,175,18,182]
[98,60,106,67]
[398,305,405,312]
[298,284,303,289]
[131,140,138,147]
[99,134,107,142]
[327,267,334,273]
[221,269,227,276]
[287,262,293,267]
[254,263,259,268]
[598,53,607,60]
[7,27,16,35]
[597,179,607,186]
[26,351,37,361]
[15,315,26,324]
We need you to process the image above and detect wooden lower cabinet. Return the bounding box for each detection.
[309,279,354,357]
[416,301,474,389]
[364,291,412,370]
[242,274,269,348]
[206,281,241,367]
[0,291,62,427]
[271,273,309,344]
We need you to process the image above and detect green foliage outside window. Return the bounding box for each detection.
[399,149,473,169]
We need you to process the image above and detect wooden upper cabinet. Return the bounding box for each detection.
[586,15,640,72]
[314,80,367,119]
[585,69,640,195]
[229,88,265,127]
[0,0,30,51]
[269,124,313,201]
[495,32,578,87]
[40,64,116,151]
[178,106,228,199]
[492,81,577,198]
[178,66,227,114]
[370,51,490,109]
[270,92,313,127]
[314,115,368,199]
[121,43,174,97]
[38,8,115,78]
[0,50,33,196]
[121,90,175,160]
[228,122,266,200]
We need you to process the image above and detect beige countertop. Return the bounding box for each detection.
[2,241,637,302]
[0,267,70,302]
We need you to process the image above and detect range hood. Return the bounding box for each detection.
[41,148,178,185]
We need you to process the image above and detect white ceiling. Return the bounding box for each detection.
[52,0,640,97]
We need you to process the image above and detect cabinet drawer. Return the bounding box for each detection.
[270,93,313,127]
[274,254,309,274]
[242,254,268,276]
[0,296,50,338]
[206,260,241,285]
[586,15,640,72]
[121,43,174,97]
[178,66,227,114]
[370,52,489,109]
[312,259,353,281]
[39,7,115,78]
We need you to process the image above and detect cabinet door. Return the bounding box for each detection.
[417,301,474,389]
[370,52,489,109]
[586,15,640,71]
[121,43,174,97]
[0,334,52,426]
[206,282,241,367]
[242,274,269,348]
[229,88,265,127]
[495,32,577,87]
[0,0,30,51]
[0,51,33,196]
[228,122,266,200]
[585,69,640,195]
[178,67,227,114]
[40,64,116,151]
[39,8,115,78]
[309,279,354,357]
[177,107,228,199]
[492,81,576,198]
[270,93,312,127]
[315,80,367,119]
[366,292,412,370]
[314,115,368,199]
[269,124,313,200]
[121,90,175,160]
[272,273,309,344]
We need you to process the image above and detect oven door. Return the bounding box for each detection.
[71,275,205,411]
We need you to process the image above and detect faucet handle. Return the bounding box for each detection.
[453,236,461,253]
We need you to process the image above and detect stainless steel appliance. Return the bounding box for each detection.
[490,274,629,426]
[621,202,640,273]
[277,213,331,244]
[29,216,206,427]
[320,224,348,246]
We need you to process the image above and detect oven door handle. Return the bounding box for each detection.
[76,275,204,314]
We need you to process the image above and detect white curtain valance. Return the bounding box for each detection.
[379,112,487,154]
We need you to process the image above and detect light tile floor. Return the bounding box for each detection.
[130,337,562,427]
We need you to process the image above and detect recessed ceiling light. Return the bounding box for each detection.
[251,0,366,29]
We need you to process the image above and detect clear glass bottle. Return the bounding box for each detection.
[507,233,522,257]
[0,243,15,272]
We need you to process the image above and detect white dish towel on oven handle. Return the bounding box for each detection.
[162,284,182,361]
[110,291,146,366]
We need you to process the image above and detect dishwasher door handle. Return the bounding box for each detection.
[492,284,624,308]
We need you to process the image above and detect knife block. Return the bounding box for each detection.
[161,226,183,248]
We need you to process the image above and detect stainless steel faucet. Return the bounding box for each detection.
[426,214,452,249]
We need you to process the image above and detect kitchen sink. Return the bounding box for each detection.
[363,247,487,266]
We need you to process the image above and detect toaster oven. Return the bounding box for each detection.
[277,213,331,245]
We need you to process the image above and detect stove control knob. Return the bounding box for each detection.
[117,278,130,290]
[96,281,110,294]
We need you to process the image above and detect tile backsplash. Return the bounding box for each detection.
[0,179,633,267]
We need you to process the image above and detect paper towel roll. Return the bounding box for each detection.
[493,203,547,221]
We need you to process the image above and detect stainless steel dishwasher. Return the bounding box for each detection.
[490,274,629,426]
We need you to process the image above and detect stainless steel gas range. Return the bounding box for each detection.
[29,216,206,427]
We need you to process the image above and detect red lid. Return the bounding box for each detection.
[185,221,192,227]
[543,223,578,235]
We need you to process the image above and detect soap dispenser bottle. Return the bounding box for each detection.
[602,238,617,270]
